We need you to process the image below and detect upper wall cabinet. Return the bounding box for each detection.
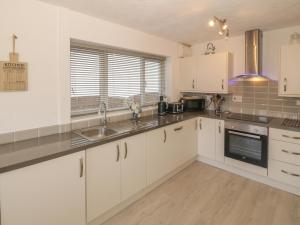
[180,56,198,91]
[180,52,233,93]
[279,44,300,97]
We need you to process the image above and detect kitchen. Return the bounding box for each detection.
[0,0,300,225]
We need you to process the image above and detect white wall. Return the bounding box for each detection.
[0,0,60,133]
[0,0,180,134]
[192,26,300,80]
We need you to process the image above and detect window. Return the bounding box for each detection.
[70,42,166,117]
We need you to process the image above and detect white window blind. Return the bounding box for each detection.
[70,43,166,116]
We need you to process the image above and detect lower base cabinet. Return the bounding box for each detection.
[86,133,146,223]
[198,117,225,162]
[198,117,217,159]
[0,151,86,225]
[86,141,122,223]
[147,119,198,185]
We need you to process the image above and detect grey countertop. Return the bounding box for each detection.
[268,117,300,133]
[0,110,298,174]
[0,112,207,173]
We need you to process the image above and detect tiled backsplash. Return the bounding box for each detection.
[0,107,156,145]
[183,79,300,119]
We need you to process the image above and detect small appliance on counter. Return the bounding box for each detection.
[166,102,184,114]
[157,96,168,116]
[180,96,205,112]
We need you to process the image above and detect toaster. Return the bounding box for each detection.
[166,102,184,114]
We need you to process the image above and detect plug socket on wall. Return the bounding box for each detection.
[232,95,242,103]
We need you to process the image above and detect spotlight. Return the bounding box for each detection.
[208,16,229,39]
[209,20,215,27]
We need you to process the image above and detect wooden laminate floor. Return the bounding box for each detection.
[102,162,300,225]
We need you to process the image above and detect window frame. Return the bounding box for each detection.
[70,41,166,117]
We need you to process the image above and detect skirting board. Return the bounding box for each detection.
[88,157,197,225]
[197,156,300,196]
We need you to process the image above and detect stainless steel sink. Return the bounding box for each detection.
[74,126,119,141]
[130,120,156,130]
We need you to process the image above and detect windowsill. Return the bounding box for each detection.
[71,106,158,123]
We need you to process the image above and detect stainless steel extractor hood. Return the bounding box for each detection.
[235,29,268,80]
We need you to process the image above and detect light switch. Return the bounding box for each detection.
[296,100,300,106]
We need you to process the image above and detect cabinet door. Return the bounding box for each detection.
[0,151,86,225]
[175,119,198,165]
[198,117,216,159]
[146,127,170,184]
[215,120,225,162]
[180,56,197,91]
[197,52,230,93]
[279,45,300,96]
[121,134,147,201]
[86,141,121,223]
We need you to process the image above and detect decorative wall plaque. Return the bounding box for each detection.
[0,34,28,91]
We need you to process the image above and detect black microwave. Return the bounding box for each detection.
[181,97,205,112]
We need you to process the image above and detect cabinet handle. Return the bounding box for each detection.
[116,144,120,162]
[163,129,167,143]
[281,169,300,177]
[199,119,202,130]
[218,122,221,134]
[281,149,300,155]
[282,134,300,140]
[174,126,183,131]
[192,79,195,89]
[195,119,198,130]
[79,158,84,178]
[124,142,128,159]
[283,78,287,92]
[221,79,224,90]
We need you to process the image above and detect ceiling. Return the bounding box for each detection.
[39,0,300,44]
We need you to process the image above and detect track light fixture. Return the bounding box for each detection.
[208,16,229,38]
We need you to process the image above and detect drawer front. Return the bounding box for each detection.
[270,128,300,145]
[269,140,300,166]
[268,159,300,188]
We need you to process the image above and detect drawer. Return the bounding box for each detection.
[270,128,300,145]
[269,140,300,166]
[268,159,300,188]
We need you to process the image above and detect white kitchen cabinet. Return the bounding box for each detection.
[86,134,147,222]
[268,128,300,188]
[86,141,121,222]
[180,56,197,92]
[215,120,225,163]
[198,117,216,160]
[180,52,232,93]
[197,52,232,93]
[121,134,147,201]
[0,151,86,225]
[147,119,198,185]
[174,119,198,165]
[279,44,300,97]
[147,127,171,184]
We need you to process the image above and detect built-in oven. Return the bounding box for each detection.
[225,121,268,168]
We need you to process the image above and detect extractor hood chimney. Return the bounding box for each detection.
[236,29,268,80]
[245,29,262,75]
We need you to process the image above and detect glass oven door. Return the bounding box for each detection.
[225,129,268,168]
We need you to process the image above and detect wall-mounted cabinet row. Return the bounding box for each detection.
[180,52,233,94]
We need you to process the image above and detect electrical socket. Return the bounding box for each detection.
[296,100,300,106]
[232,95,242,103]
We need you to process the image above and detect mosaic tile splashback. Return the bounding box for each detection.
[182,80,300,119]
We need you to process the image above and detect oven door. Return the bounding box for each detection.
[225,129,268,168]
